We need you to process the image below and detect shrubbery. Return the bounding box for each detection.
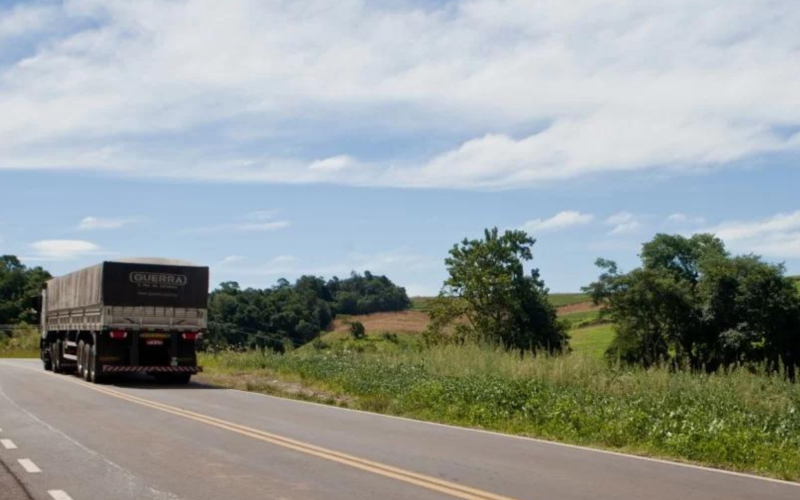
[202,345,800,480]
[207,271,409,349]
[586,234,800,376]
[0,256,50,325]
[328,271,411,315]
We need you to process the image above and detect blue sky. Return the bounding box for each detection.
[1,0,799,294]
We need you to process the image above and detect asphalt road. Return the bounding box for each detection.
[0,359,798,500]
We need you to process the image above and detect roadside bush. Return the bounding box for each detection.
[586,234,800,376]
[201,345,800,480]
[349,321,366,340]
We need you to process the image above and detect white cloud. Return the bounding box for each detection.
[218,255,245,266]
[664,213,706,226]
[0,1,799,188]
[521,211,594,232]
[230,221,291,232]
[700,210,800,258]
[606,212,644,235]
[77,216,140,230]
[0,4,58,39]
[28,239,102,260]
[309,156,356,172]
[186,211,290,233]
[248,210,280,221]
[218,249,430,281]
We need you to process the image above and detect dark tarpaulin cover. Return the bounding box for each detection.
[102,262,209,308]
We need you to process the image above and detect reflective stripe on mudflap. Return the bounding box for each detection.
[102,366,202,373]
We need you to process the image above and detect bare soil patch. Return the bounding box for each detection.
[557,301,602,314]
[332,310,430,335]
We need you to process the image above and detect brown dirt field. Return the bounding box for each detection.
[332,310,430,335]
[331,301,600,337]
[557,301,602,314]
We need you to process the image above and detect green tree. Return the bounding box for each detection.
[427,228,567,353]
[0,256,51,325]
[586,234,800,376]
[328,271,411,315]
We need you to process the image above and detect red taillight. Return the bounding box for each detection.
[182,332,199,341]
[109,330,128,339]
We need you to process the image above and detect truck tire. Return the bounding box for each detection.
[52,341,63,374]
[42,348,52,371]
[88,345,104,384]
[77,340,85,378]
[82,344,91,381]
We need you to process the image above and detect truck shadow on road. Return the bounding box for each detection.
[103,374,223,390]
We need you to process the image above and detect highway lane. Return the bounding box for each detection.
[0,359,798,500]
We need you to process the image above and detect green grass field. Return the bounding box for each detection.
[559,309,604,327]
[548,293,590,307]
[569,324,615,359]
[410,296,435,312]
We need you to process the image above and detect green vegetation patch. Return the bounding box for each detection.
[201,346,800,481]
[569,324,615,359]
[548,293,590,307]
[410,297,435,312]
[0,326,39,358]
[559,309,605,328]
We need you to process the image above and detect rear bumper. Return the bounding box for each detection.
[102,365,203,373]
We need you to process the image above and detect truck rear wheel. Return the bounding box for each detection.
[42,350,52,371]
[52,341,63,374]
[82,343,91,381]
[77,340,85,378]
[88,345,104,384]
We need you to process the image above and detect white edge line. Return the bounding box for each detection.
[18,458,42,473]
[1,438,17,449]
[0,361,184,500]
[48,490,74,500]
[1,359,799,488]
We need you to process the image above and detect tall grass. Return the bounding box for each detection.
[201,345,800,480]
[0,325,39,358]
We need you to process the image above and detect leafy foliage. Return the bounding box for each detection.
[207,279,333,350]
[349,321,366,340]
[427,228,567,353]
[0,256,51,325]
[586,234,800,376]
[207,271,409,349]
[327,271,411,315]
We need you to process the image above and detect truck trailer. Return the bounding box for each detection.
[40,258,209,384]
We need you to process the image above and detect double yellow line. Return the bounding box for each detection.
[65,378,520,500]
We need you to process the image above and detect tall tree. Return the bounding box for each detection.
[0,256,51,325]
[428,228,567,353]
[586,234,800,376]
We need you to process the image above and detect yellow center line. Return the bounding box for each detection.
[9,363,521,500]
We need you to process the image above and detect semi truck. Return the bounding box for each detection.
[40,258,209,384]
